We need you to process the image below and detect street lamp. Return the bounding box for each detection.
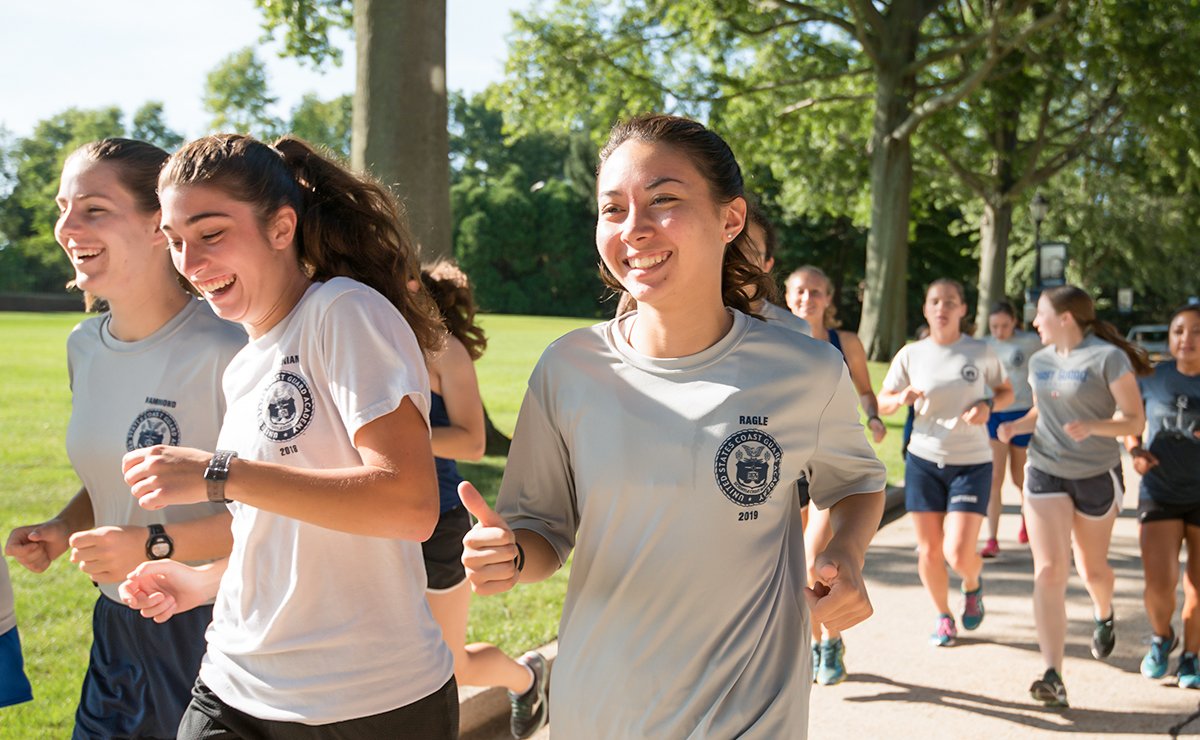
[1029,192,1049,247]
[1024,193,1052,322]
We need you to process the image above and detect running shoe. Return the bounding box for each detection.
[1029,667,1069,707]
[1091,613,1116,660]
[510,651,549,739]
[980,538,1000,559]
[817,638,847,686]
[1178,652,1200,689]
[1017,517,1029,545]
[1142,629,1179,679]
[811,641,820,683]
[961,580,985,631]
[931,614,957,647]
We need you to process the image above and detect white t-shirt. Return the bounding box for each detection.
[759,300,812,336]
[65,299,245,602]
[498,309,886,739]
[201,278,453,724]
[986,330,1043,411]
[882,336,1007,466]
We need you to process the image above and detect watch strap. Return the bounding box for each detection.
[204,449,238,503]
[145,523,172,560]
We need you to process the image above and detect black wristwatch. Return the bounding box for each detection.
[204,450,238,503]
[145,523,174,560]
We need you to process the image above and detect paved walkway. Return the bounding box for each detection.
[478,455,1200,738]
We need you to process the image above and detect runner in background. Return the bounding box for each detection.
[981,301,1043,557]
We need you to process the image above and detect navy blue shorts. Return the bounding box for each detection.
[904,452,992,515]
[73,595,212,740]
[987,408,1032,447]
[0,626,33,708]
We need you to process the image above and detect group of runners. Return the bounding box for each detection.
[0,113,1195,738]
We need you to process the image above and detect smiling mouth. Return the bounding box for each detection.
[627,253,668,270]
[195,275,237,296]
[70,248,103,264]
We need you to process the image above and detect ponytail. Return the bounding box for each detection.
[420,260,487,361]
[160,134,445,354]
[1089,320,1153,376]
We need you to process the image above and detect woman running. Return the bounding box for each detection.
[419,260,548,739]
[458,114,886,738]
[4,138,244,738]
[786,265,886,685]
[998,285,1150,708]
[981,300,1044,557]
[118,134,458,738]
[878,279,1013,648]
[1128,303,1200,686]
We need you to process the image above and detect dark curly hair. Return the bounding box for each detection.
[420,260,487,361]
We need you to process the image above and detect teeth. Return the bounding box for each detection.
[197,275,236,293]
[628,254,668,269]
[72,249,102,259]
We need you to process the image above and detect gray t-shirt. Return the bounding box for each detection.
[986,330,1043,411]
[1028,334,1134,479]
[882,336,1006,466]
[498,309,886,739]
[66,299,245,602]
[759,300,812,336]
[0,559,16,635]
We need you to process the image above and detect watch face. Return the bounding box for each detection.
[150,540,171,558]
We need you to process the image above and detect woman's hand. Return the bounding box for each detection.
[866,416,886,443]
[68,525,149,583]
[997,422,1015,445]
[458,481,521,596]
[119,559,222,623]
[1062,419,1095,442]
[5,519,70,573]
[1130,447,1160,475]
[806,547,873,633]
[123,446,212,510]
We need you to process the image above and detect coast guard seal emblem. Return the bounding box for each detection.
[961,364,980,382]
[258,370,314,442]
[714,428,783,507]
[126,409,181,451]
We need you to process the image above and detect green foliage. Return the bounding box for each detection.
[290,93,352,159]
[129,102,183,151]
[254,0,352,67]
[203,47,281,138]
[0,108,126,293]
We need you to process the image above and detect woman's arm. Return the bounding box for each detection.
[428,337,486,462]
[120,558,228,623]
[5,485,93,573]
[66,512,233,584]
[1063,372,1146,441]
[123,396,439,541]
[877,386,922,417]
[809,489,885,632]
[997,402,1039,443]
[841,333,885,441]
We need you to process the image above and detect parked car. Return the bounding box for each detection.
[1127,324,1170,361]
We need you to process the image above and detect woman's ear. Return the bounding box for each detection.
[723,197,748,242]
[268,206,299,251]
[147,210,168,250]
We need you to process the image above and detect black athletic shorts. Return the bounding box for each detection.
[797,477,811,508]
[422,505,471,591]
[1138,498,1200,527]
[1025,464,1123,519]
[178,676,458,740]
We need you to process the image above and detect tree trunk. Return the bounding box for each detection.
[858,72,914,361]
[974,197,1014,335]
[352,0,452,262]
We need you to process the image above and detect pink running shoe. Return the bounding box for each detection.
[931,614,957,647]
[980,538,1000,559]
[1017,518,1029,545]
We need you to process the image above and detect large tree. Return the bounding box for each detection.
[497,0,1065,357]
[255,0,453,261]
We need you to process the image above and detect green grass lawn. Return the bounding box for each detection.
[0,310,902,736]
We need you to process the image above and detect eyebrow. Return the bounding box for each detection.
[599,176,686,199]
[160,211,231,233]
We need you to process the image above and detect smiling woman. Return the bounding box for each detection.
[457,114,886,738]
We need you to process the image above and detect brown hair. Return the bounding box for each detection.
[989,299,1018,321]
[421,260,487,361]
[159,134,444,353]
[1042,285,1153,375]
[786,265,841,329]
[744,196,777,265]
[64,138,182,310]
[596,114,776,317]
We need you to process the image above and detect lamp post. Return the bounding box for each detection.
[1030,192,1049,251]
[1024,193,1051,323]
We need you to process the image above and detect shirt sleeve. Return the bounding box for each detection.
[1101,344,1134,386]
[496,369,578,568]
[881,345,910,393]
[807,360,889,510]
[319,287,431,442]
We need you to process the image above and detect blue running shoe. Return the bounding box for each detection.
[817,638,847,686]
[1142,629,1178,679]
[1178,653,1200,689]
[811,642,820,683]
[931,614,957,647]
[962,580,985,631]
